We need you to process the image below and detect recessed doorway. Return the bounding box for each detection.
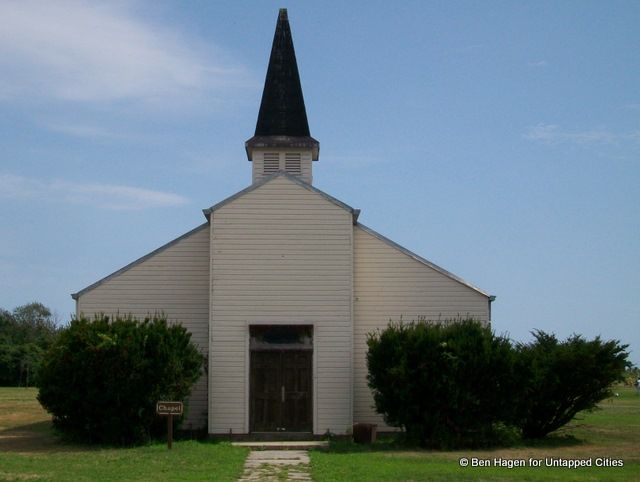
[249,325,313,433]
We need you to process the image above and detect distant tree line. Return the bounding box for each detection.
[0,302,60,386]
[624,365,639,387]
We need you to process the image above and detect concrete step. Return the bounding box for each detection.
[232,440,328,450]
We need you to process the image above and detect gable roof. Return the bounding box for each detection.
[73,176,492,302]
[71,223,209,300]
[203,173,492,299]
[355,223,493,299]
[202,170,360,222]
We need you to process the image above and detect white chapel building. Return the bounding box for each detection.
[73,9,493,437]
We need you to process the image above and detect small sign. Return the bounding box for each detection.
[156,401,183,450]
[156,401,183,416]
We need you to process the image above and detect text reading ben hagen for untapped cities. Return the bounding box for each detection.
[468,457,624,469]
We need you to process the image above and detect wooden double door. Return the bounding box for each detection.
[250,350,312,433]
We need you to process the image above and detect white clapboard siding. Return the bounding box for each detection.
[353,225,490,430]
[75,225,210,429]
[252,150,313,184]
[209,175,353,435]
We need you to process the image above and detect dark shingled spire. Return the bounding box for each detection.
[246,9,319,161]
[255,8,309,136]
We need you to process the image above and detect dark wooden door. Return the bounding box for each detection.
[250,351,281,432]
[282,351,312,432]
[250,350,312,432]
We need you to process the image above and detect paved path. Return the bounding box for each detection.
[237,449,312,481]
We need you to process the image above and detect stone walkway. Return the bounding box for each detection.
[237,449,311,481]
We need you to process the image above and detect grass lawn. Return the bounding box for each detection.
[310,386,640,481]
[0,388,248,481]
[2,387,638,481]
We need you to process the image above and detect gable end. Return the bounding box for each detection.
[355,223,493,299]
[203,170,360,223]
[71,223,209,300]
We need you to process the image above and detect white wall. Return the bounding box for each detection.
[76,225,210,429]
[352,225,490,429]
[209,175,353,435]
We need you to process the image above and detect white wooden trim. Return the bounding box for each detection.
[244,328,250,433]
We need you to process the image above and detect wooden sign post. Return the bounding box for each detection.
[156,401,183,449]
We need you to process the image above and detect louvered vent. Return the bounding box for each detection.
[263,153,280,175]
[285,153,302,175]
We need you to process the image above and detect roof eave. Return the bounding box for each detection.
[245,135,320,161]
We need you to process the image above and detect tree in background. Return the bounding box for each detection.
[0,302,59,386]
[38,314,204,445]
[623,365,639,387]
[514,331,629,438]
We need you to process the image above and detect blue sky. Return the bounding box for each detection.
[1,1,638,364]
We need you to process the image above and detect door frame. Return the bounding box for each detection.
[245,321,316,434]
[249,349,312,433]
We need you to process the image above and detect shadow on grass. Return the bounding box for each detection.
[520,433,584,448]
[317,432,585,454]
[0,420,73,454]
[0,419,233,454]
[317,435,416,454]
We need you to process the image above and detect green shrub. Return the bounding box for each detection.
[514,331,629,438]
[37,314,204,445]
[366,318,518,448]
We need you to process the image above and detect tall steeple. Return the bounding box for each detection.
[255,8,310,137]
[246,9,319,184]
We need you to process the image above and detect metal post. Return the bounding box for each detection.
[168,414,173,449]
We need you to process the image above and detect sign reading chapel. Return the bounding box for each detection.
[156,401,183,450]
[72,8,493,437]
[156,401,183,416]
